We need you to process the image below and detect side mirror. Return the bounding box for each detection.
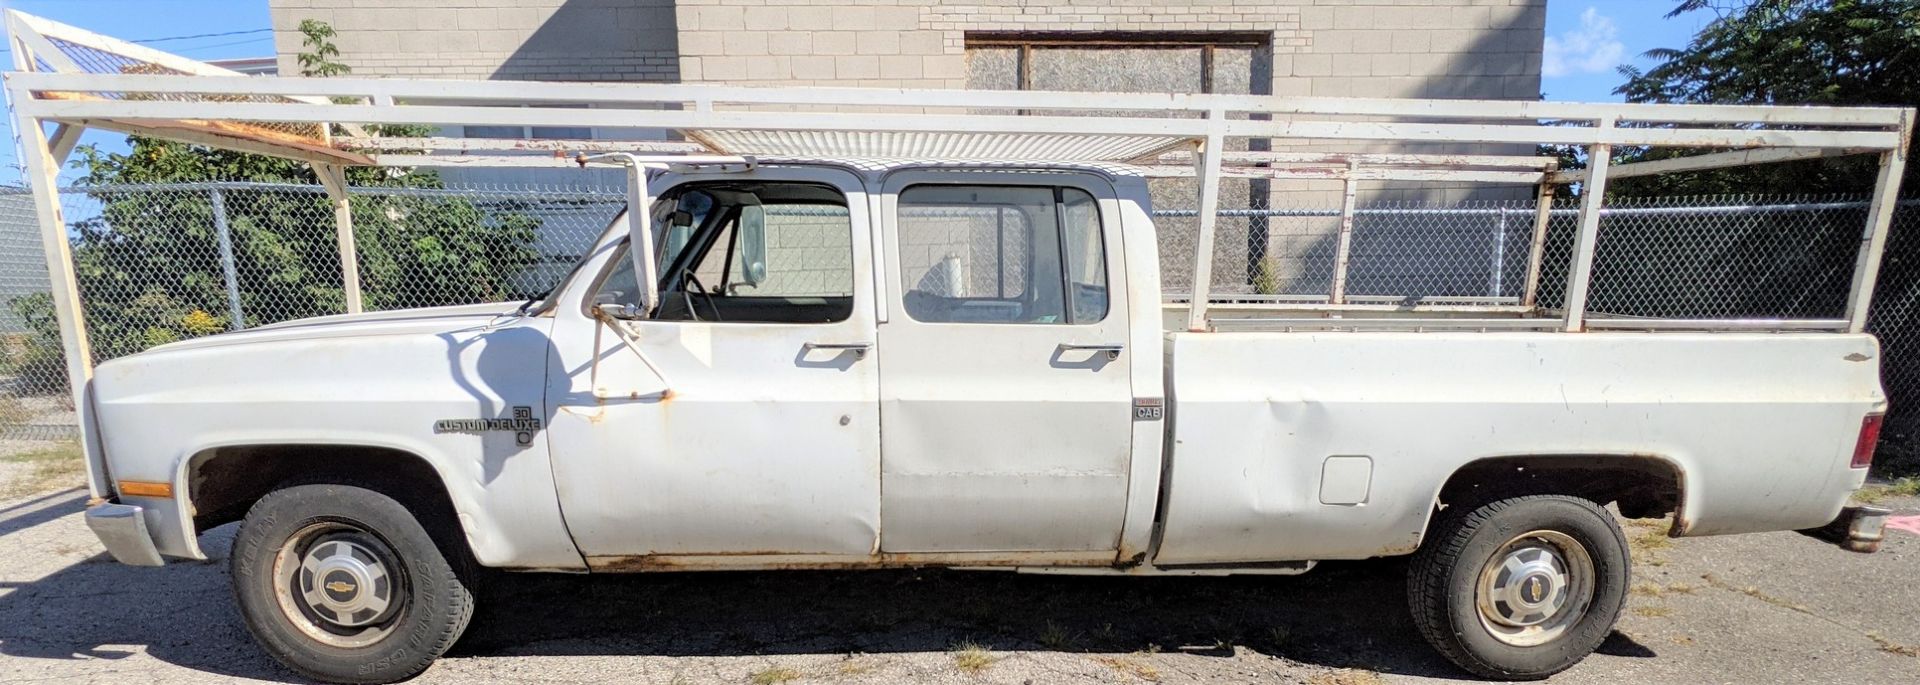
[596,302,645,320]
[739,205,768,287]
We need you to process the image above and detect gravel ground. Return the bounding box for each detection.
[1,481,1916,685]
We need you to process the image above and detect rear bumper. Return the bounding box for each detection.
[84,502,165,566]
[1800,504,1892,553]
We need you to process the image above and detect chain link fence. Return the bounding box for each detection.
[2,181,1917,470]
[1157,203,1543,302]
[0,181,626,443]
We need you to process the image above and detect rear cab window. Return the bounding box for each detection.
[894,184,1108,325]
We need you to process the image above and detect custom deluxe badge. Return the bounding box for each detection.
[434,406,543,446]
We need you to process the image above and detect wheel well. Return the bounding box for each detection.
[1436,455,1685,523]
[187,444,464,542]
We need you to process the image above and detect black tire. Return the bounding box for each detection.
[1407,495,1630,680]
[231,483,475,684]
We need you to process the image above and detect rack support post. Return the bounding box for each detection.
[1845,138,1910,333]
[1521,181,1556,308]
[1185,126,1226,332]
[314,163,364,314]
[1562,133,1612,332]
[19,115,108,497]
[1329,160,1362,304]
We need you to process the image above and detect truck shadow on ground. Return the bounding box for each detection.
[458,558,1470,676]
[0,513,1657,683]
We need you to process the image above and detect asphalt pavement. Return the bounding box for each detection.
[2,483,1916,685]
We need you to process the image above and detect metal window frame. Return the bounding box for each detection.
[964,31,1272,97]
[2,9,1914,495]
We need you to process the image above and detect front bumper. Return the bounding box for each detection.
[84,502,165,566]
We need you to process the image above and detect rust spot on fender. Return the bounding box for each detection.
[1374,540,1422,557]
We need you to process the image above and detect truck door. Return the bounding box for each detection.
[545,166,882,563]
[875,170,1134,558]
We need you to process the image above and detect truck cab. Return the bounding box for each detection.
[543,161,1164,568]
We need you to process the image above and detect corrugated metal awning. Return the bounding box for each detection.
[685,129,1191,163]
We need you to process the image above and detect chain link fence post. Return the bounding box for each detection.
[208,187,246,331]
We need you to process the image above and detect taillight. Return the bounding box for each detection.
[1852,413,1885,469]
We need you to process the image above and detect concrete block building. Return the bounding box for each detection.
[269,1,1542,96]
[268,0,1549,297]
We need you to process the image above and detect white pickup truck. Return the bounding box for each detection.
[80,159,1889,683]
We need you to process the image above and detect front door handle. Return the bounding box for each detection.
[1059,343,1124,360]
[804,342,873,359]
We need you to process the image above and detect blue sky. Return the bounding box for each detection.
[0,0,272,186]
[1540,0,1713,102]
[0,0,1706,186]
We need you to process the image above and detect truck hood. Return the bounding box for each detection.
[135,301,523,356]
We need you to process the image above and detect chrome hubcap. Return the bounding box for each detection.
[1476,530,1594,647]
[273,523,406,648]
[299,538,394,627]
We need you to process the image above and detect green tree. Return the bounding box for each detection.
[7,20,542,389]
[1611,0,1919,196]
[295,19,351,78]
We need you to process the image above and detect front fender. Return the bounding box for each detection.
[91,316,585,570]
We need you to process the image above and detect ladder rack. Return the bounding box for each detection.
[3,9,1911,495]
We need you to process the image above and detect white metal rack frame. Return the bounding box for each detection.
[1,9,1912,473]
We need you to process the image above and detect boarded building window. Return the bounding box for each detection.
[963,34,1276,297]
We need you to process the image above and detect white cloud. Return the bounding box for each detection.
[1543,7,1626,78]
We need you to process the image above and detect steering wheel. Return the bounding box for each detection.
[681,270,723,322]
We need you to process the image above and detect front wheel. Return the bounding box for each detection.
[231,483,475,684]
[1408,495,1630,680]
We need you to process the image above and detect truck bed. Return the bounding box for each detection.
[1153,331,1882,565]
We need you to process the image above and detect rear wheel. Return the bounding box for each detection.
[1408,495,1629,680]
[231,483,474,684]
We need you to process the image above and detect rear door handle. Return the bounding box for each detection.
[804,342,873,359]
[1059,343,1124,360]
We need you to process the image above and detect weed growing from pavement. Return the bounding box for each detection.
[1628,527,1674,566]
[950,640,998,673]
[747,666,800,685]
[1631,581,1698,598]
[1632,605,1674,618]
[1866,631,1919,657]
[1307,668,1387,685]
[836,654,876,675]
[1265,626,1292,650]
[1702,573,1814,614]
[1092,654,1162,682]
[1039,620,1081,651]
[1630,530,1674,550]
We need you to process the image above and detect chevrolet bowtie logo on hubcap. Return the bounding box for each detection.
[1525,577,1545,603]
[325,580,356,595]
